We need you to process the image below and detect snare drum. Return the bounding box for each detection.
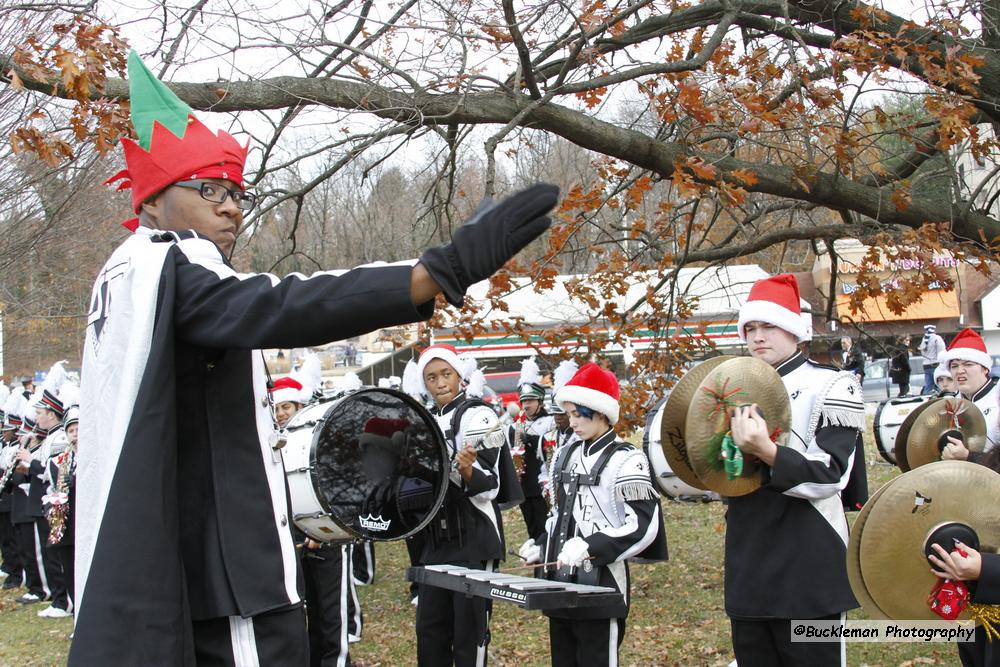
[642,399,717,501]
[283,388,448,543]
[872,394,933,465]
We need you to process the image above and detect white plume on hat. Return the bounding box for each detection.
[58,382,80,409]
[518,356,542,387]
[41,360,68,395]
[342,372,363,393]
[401,358,424,399]
[3,391,25,419]
[552,359,579,392]
[294,352,323,401]
[458,353,486,398]
[0,383,9,408]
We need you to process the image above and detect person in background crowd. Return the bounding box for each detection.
[920,324,947,395]
[888,334,912,397]
[839,336,865,383]
[934,365,957,395]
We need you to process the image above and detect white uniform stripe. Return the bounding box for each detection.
[347,546,363,643]
[33,523,50,598]
[338,547,350,667]
[608,618,619,667]
[228,615,261,667]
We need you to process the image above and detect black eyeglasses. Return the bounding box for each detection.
[172,180,257,211]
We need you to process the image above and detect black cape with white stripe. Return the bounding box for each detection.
[73,227,434,665]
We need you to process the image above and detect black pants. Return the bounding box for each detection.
[0,511,23,584]
[416,562,492,667]
[34,519,64,602]
[302,544,361,667]
[191,605,309,667]
[549,616,624,667]
[48,543,74,612]
[13,520,45,597]
[896,379,910,396]
[406,532,425,600]
[520,495,548,540]
[730,615,844,667]
[959,624,1000,667]
[351,541,375,586]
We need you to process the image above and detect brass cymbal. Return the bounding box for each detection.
[847,477,903,620]
[684,357,791,497]
[894,398,936,472]
[659,356,737,492]
[905,396,987,470]
[859,461,1000,620]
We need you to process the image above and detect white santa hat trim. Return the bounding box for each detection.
[271,377,304,405]
[939,328,992,371]
[416,344,465,381]
[737,274,810,342]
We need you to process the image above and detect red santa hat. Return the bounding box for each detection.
[415,344,465,381]
[555,362,620,425]
[940,328,992,371]
[737,274,810,342]
[270,376,304,406]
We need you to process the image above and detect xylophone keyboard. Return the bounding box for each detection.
[406,564,623,610]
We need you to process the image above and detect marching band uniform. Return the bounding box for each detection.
[535,363,667,667]
[939,329,1000,452]
[411,345,522,667]
[509,379,555,539]
[728,275,865,667]
[0,396,25,590]
[351,541,376,586]
[40,404,78,618]
[10,417,53,605]
[299,537,362,667]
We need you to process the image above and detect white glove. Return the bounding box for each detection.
[557,536,590,568]
[518,538,542,564]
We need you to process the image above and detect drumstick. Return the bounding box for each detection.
[500,560,561,572]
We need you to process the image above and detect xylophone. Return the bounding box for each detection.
[406,564,623,610]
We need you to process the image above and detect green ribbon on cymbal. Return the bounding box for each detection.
[721,432,743,479]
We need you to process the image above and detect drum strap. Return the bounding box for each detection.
[551,441,630,582]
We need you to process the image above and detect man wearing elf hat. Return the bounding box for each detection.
[519,361,667,666]
[726,274,866,667]
[405,343,522,667]
[75,50,557,665]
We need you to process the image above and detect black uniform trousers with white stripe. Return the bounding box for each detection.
[34,518,65,604]
[416,560,492,667]
[549,617,624,667]
[48,544,73,612]
[192,605,308,667]
[730,614,844,667]
[351,541,375,586]
[0,510,22,583]
[13,520,45,597]
[302,544,362,667]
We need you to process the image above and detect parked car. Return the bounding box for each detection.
[482,371,521,409]
[862,355,926,402]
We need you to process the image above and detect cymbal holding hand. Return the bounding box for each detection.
[729,404,778,466]
[941,436,969,461]
[929,541,982,581]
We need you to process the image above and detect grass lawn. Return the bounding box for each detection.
[0,428,959,665]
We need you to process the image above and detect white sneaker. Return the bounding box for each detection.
[38,605,72,618]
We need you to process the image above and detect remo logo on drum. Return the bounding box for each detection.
[359,514,391,532]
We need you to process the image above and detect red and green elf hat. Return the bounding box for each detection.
[106,50,249,231]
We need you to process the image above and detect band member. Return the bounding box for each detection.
[411,344,521,667]
[271,376,305,429]
[0,394,26,591]
[73,50,556,665]
[352,541,376,586]
[39,403,79,619]
[510,357,555,539]
[299,536,362,667]
[934,365,957,395]
[520,362,666,667]
[726,274,865,667]
[929,538,1000,666]
[539,359,579,507]
[938,329,1000,462]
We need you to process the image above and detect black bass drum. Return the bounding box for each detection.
[283,388,448,543]
[872,394,934,465]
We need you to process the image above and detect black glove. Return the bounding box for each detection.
[419,183,559,307]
